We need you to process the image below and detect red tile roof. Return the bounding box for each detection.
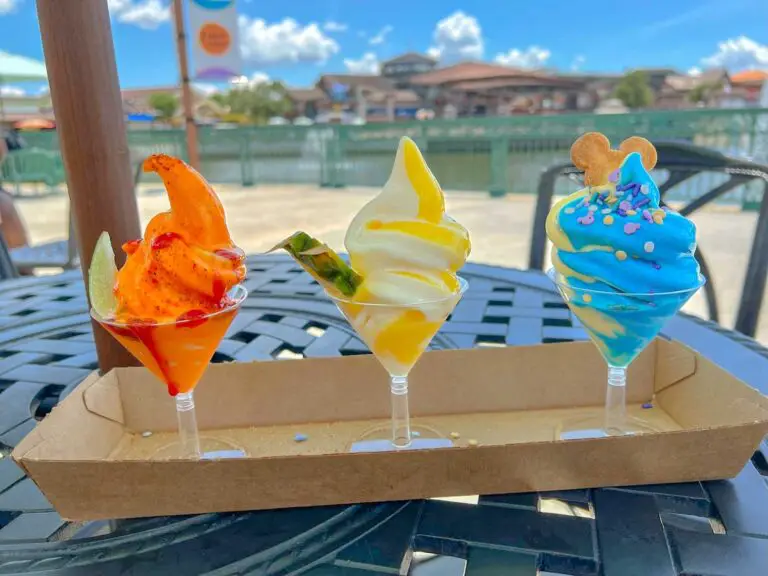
[286,87,327,102]
[318,74,396,92]
[409,61,547,86]
[450,76,582,91]
[731,70,768,84]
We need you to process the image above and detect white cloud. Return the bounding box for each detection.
[428,11,483,62]
[0,0,19,15]
[688,66,702,76]
[324,21,348,32]
[108,0,170,30]
[700,36,768,71]
[192,83,220,96]
[494,46,551,69]
[107,0,131,11]
[369,25,393,46]
[37,86,50,95]
[344,53,379,75]
[0,85,25,97]
[571,55,586,72]
[238,16,339,65]
[230,72,270,87]
[357,31,367,38]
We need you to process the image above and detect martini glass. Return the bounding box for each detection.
[91,285,248,458]
[329,278,468,451]
[548,269,705,438]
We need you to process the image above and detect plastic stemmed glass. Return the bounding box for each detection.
[91,284,248,458]
[329,278,468,450]
[548,269,705,438]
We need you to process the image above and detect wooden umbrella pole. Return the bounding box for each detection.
[37,0,141,372]
[173,0,200,170]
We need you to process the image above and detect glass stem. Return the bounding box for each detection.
[605,365,627,435]
[175,391,202,458]
[390,376,412,449]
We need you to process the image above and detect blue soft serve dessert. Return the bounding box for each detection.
[547,132,703,366]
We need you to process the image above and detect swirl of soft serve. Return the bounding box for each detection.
[344,137,470,305]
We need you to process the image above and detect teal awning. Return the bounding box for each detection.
[0,51,47,83]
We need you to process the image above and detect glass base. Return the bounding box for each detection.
[558,414,660,440]
[152,436,247,460]
[349,424,455,453]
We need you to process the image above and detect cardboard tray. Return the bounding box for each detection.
[13,339,768,520]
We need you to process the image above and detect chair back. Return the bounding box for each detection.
[5,148,64,186]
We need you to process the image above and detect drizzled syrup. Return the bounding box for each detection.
[151,232,183,250]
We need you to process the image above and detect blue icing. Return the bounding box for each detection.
[549,152,703,367]
[559,284,696,367]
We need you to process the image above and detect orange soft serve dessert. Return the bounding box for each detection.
[114,155,245,322]
[89,155,246,395]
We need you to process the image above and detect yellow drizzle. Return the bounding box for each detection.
[404,138,444,223]
[365,219,470,255]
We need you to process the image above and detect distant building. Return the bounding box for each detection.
[286,56,622,121]
[408,61,614,117]
[629,68,681,92]
[121,86,214,121]
[380,53,438,89]
[1,86,222,128]
[729,70,768,107]
[284,54,748,122]
[286,73,421,123]
[654,69,731,109]
[0,93,53,127]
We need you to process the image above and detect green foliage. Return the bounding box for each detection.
[614,71,654,109]
[219,112,252,125]
[209,93,228,107]
[214,81,293,124]
[688,81,723,104]
[148,92,179,121]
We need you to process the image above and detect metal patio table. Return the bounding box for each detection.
[0,254,766,576]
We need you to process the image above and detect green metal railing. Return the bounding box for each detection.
[20,108,768,205]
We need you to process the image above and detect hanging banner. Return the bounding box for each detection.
[188,0,241,80]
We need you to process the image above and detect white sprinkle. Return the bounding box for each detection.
[644,241,655,253]
[588,205,598,212]
[564,207,575,214]
[641,184,650,195]
[602,208,612,214]
[141,431,153,438]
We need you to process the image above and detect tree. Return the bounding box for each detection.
[148,92,179,122]
[209,92,229,108]
[220,81,293,124]
[614,71,653,109]
[688,81,723,105]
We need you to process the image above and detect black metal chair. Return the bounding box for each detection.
[528,141,768,338]
[0,234,19,280]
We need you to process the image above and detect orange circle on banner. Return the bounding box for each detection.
[199,22,231,56]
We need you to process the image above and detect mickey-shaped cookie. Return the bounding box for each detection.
[571,132,657,187]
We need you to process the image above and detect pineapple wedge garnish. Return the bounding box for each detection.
[270,231,363,297]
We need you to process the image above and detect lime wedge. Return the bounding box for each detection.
[88,231,119,317]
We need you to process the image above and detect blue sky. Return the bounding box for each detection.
[1,0,767,94]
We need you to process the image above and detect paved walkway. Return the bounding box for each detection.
[14,183,767,342]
